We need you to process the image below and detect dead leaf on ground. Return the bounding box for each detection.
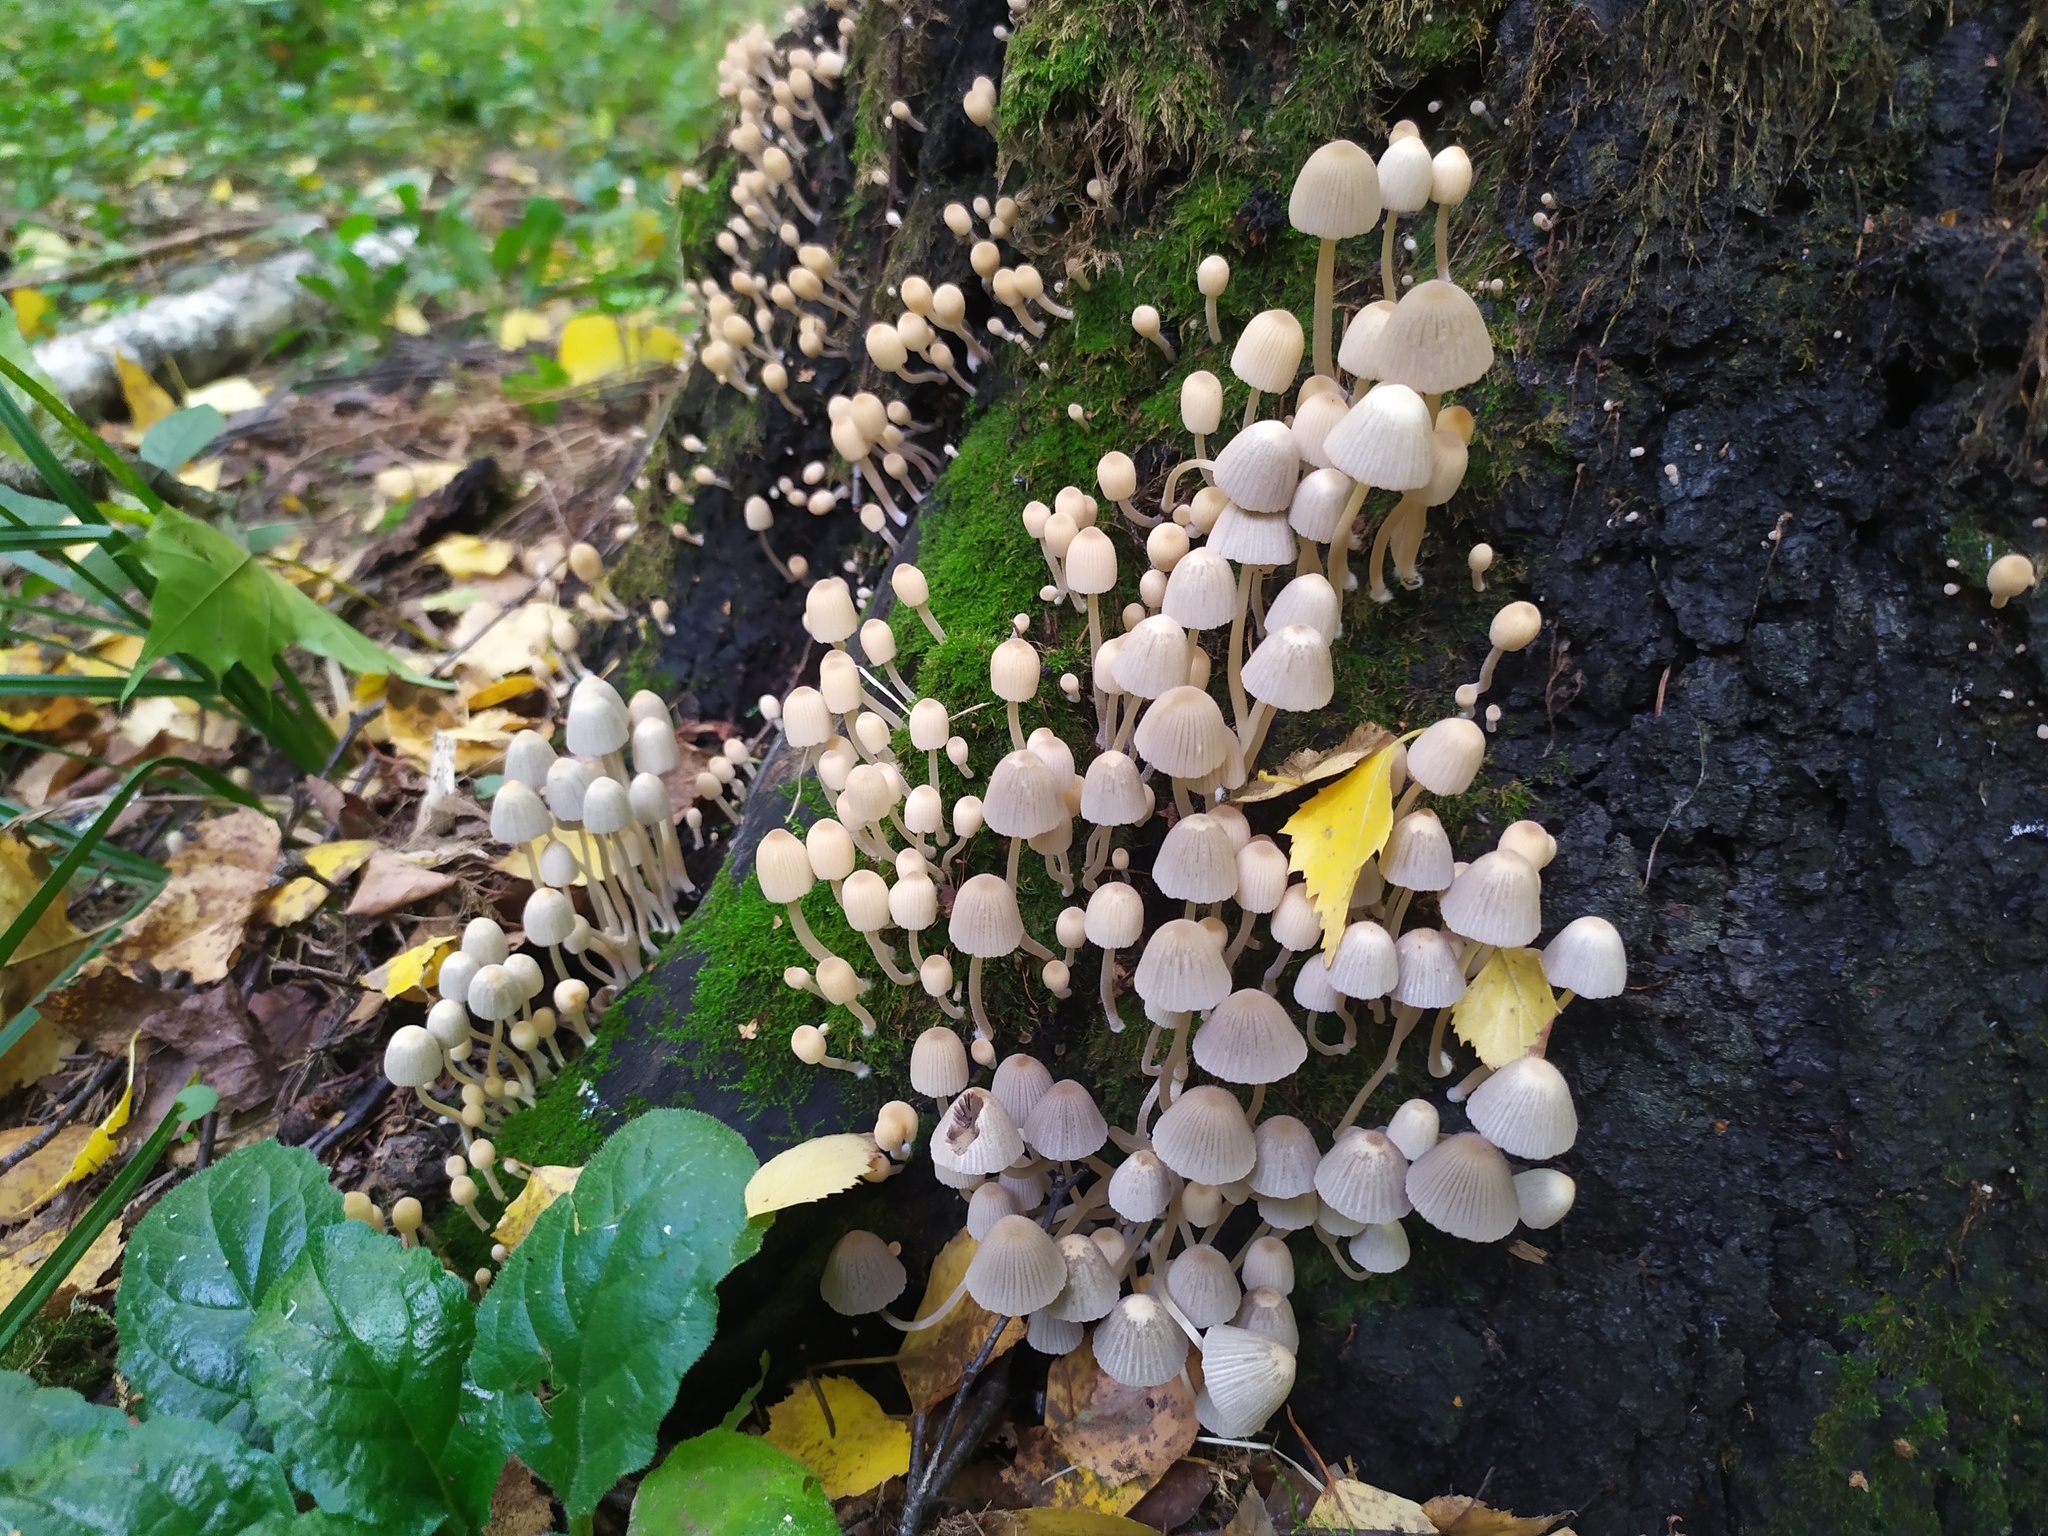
[346,851,459,917]
[1225,1490,1279,1536]
[491,1165,580,1250]
[0,1127,94,1221]
[1046,1337,1198,1483]
[981,1504,1159,1535]
[0,1208,124,1313]
[1000,1425,1158,1515]
[107,808,279,983]
[0,833,90,1093]
[136,984,279,1120]
[1308,1478,1437,1533]
[248,984,323,1061]
[761,1375,910,1499]
[1232,722,1397,804]
[895,1228,1026,1413]
[1126,1459,1217,1532]
[258,839,379,927]
[482,1457,555,1536]
[1421,1495,1573,1536]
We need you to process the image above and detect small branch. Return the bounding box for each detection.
[0,1056,124,1175]
[0,451,234,518]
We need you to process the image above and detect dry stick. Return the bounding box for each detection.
[0,1056,123,1175]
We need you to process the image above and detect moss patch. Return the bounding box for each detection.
[0,1300,116,1398]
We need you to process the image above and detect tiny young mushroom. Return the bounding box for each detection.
[792,1023,871,1076]
[1374,127,1436,301]
[1289,139,1383,379]
[1464,599,1543,711]
[949,871,1027,1050]
[1231,309,1307,429]
[384,1025,465,1127]
[1181,369,1224,469]
[1988,553,2036,608]
[1197,254,1230,344]
[1063,525,1120,658]
[1131,304,1176,361]
[1097,450,1150,528]
[1468,541,1494,591]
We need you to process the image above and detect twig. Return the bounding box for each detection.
[0,1056,124,1175]
[300,1076,392,1157]
[193,1108,219,1171]
[1642,722,1708,891]
[0,215,280,291]
[0,451,234,518]
[279,704,383,842]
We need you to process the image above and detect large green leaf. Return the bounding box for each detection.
[118,1140,346,1444]
[0,1413,296,1535]
[469,1109,762,1522]
[137,405,227,473]
[131,507,427,694]
[246,1222,500,1536]
[0,1370,126,1473]
[626,1429,838,1536]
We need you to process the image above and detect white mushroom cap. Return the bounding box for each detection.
[1285,468,1355,546]
[490,778,554,847]
[950,873,1025,957]
[966,1214,1068,1316]
[565,675,629,757]
[1391,927,1467,1008]
[1233,838,1291,915]
[1439,849,1542,948]
[1292,955,1341,1014]
[630,717,680,778]
[1065,526,1119,595]
[967,1181,1020,1240]
[1047,1232,1119,1322]
[803,577,861,645]
[1241,625,1333,712]
[1151,1084,1256,1185]
[1023,1080,1108,1161]
[1162,548,1239,630]
[1431,144,1473,204]
[1405,716,1487,794]
[932,1087,1026,1176]
[990,636,1042,702]
[821,1230,907,1314]
[1094,1293,1190,1388]
[805,819,858,882]
[780,687,833,749]
[1167,1243,1242,1329]
[1084,882,1147,951]
[909,1026,970,1098]
[1133,686,1233,779]
[1213,420,1301,513]
[909,697,951,751]
[1290,393,1352,472]
[1205,503,1301,567]
[1231,309,1306,394]
[1375,133,1435,212]
[1155,814,1240,903]
[1290,138,1382,238]
[817,651,863,716]
[1108,1149,1178,1225]
[1327,920,1398,999]
[1497,818,1557,870]
[435,952,480,1009]
[503,730,558,789]
[1192,989,1308,1085]
[983,750,1065,839]
[383,1025,443,1088]
[1513,1168,1577,1230]
[1405,1132,1519,1242]
[1368,279,1494,395]
[629,772,673,827]
[1314,1127,1412,1224]
[1195,1324,1295,1436]
[1233,1287,1299,1353]
[1242,1237,1296,1297]
[425,997,471,1050]
[755,828,815,905]
[839,869,893,933]
[1134,919,1233,1012]
[1316,1198,1368,1238]
[1181,370,1224,436]
[462,918,510,966]
[1249,1115,1320,1200]
[1385,1098,1441,1161]
[1467,1053,1578,1160]
[990,1052,1054,1127]
[1336,299,1397,379]
[1325,382,1435,491]
[1542,915,1627,998]
[889,872,938,931]
[1381,808,1455,891]
[1114,615,1192,699]
[1268,883,1322,953]
[522,887,576,948]
[1080,751,1151,828]
[1348,1219,1412,1273]
[1027,1309,1085,1357]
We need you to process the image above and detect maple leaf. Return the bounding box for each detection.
[1279,742,1398,961]
[1452,948,1558,1067]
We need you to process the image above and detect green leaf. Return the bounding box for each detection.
[469,1109,761,1522]
[0,484,136,617]
[130,506,429,694]
[138,405,227,472]
[626,1429,837,1536]
[0,305,65,465]
[0,1414,296,1535]
[117,1140,347,1445]
[0,1369,125,1473]
[246,1222,500,1536]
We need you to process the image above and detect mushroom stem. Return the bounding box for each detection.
[1333,1002,1425,1132]
[1116,495,1159,530]
[1170,775,1195,819]
[1158,457,1215,520]
[1260,943,1296,995]
[1159,1011,1193,1107]
[1225,562,1256,733]
[1472,646,1507,700]
[1080,824,1114,889]
[865,931,919,986]
[1242,388,1261,432]
[843,995,881,1037]
[878,1273,973,1331]
[1239,699,1276,766]
[1312,236,1337,379]
[1304,1008,1356,1056]
[1328,482,1370,614]
[1367,494,1419,604]
[1297,534,1322,579]
[1085,592,1103,662]
[1389,497,1428,589]
[757,530,796,580]
[967,954,993,1046]
[913,601,947,643]
[1224,909,1258,965]
[1435,203,1452,282]
[1426,1004,1457,1077]
[1098,950,1126,1032]
[415,1087,466,1124]
[1006,700,1026,751]
[858,456,905,524]
[1316,1225,1373,1282]
[785,902,837,965]
[1447,1063,1494,1102]
[1381,215,1400,303]
[1205,293,1222,345]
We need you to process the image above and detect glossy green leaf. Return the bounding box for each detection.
[469,1108,761,1522]
[0,1369,126,1473]
[130,507,427,695]
[626,1429,837,1536]
[0,1413,296,1535]
[138,405,227,472]
[247,1221,500,1536]
[118,1140,346,1444]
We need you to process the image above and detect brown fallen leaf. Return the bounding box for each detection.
[482,1457,555,1536]
[35,967,172,1056]
[1421,1495,1573,1536]
[346,851,459,917]
[982,1509,1160,1535]
[108,808,279,983]
[1309,1479,1436,1533]
[136,984,279,1119]
[0,1127,95,1221]
[1126,1458,1216,1532]
[0,833,92,1090]
[248,984,323,1061]
[0,1208,123,1312]
[1224,1490,1278,1536]
[258,838,380,927]
[895,1228,1025,1413]
[1505,1240,1549,1265]
[1046,1337,1199,1484]
[1000,1425,1158,1515]
[1231,722,1397,805]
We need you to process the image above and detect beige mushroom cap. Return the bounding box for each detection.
[1405,1132,1519,1242]
[966,1214,1068,1315]
[1232,309,1306,394]
[1290,138,1382,239]
[820,1230,907,1315]
[1193,988,1309,1085]
[1152,1084,1256,1185]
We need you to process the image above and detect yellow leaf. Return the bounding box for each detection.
[257,840,379,927]
[465,674,539,710]
[304,839,380,882]
[175,457,223,491]
[628,323,684,366]
[1279,743,1399,961]
[761,1376,911,1499]
[497,308,553,351]
[114,352,177,433]
[378,937,457,999]
[1234,722,1396,805]
[557,313,625,386]
[1307,1478,1437,1533]
[372,461,464,502]
[0,1127,93,1221]
[492,830,603,885]
[983,1513,1159,1536]
[1000,1424,1160,1514]
[1420,1494,1572,1535]
[1045,1338,1196,1483]
[0,834,90,1092]
[1451,948,1557,1068]
[491,1164,580,1250]
[54,1036,137,1193]
[896,1229,1026,1413]
[209,176,234,202]
[744,1133,887,1219]
[389,302,430,337]
[9,288,55,341]
[427,533,516,579]
[183,376,267,414]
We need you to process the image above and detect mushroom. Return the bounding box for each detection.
[1231,309,1306,428]
[929,282,993,364]
[755,827,848,972]
[1260,882,1321,994]
[821,1231,908,1315]
[1191,989,1308,1117]
[384,1025,465,1127]
[1013,263,1072,322]
[1132,304,1175,361]
[1232,1287,1300,1354]
[1238,623,1334,765]
[1132,685,1234,815]
[1989,553,2036,608]
[1514,1168,1577,1230]
[1083,880,1145,1030]
[1249,1117,1320,1205]
[1404,1131,1518,1243]
[1374,129,1435,301]
[1181,370,1224,470]
[1439,848,1542,951]
[1094,1294,1190,1388]
[892,562,947,642]
[1313,1127,1411,1226]
[792,1023,870,1077]
[1064,526,1120,658]
[490,779,555,890]
[1468,541,1494,591]
[1096,451,1148,529]
[990,635,1042,749]
[1289,140,1382,379]
[1195,1324,1296,1436]
[1323,383,1434,602]
[1541,913,1627,1018]
[949,873,1027,1050]
[1167,1243,1241,1327]
[1466,1053,1578,1160]
[1401,714,1487,809]
[1022,1079,1109,1162]
[1197,254,1231,343]
[1151,1084,1255,1186]
[1155,812,1240,914]
[1347,1220,1411,1274]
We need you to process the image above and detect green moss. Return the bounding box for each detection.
[674,160,737,274]
[493,1028,616,1169]
[0,1300,116,1398]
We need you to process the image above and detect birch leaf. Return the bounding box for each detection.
[1279,743,1398,961]
[1451,948,1557,1068]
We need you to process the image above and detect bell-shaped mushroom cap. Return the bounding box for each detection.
[889,873,938,931]
[1084,881,1147,950]
[1286,469,1355,547]
[1114,615,1191,699]
[802,577,861,646]
[1023,1080,1109,1161]
[1542,914,1627,997]
[1406,715,1487,794]
[1195,1324,1296,1435]
[1027,1308,1085,1357]
[950,873,1025,957]
[1327,920,1398,1000]
[821,1230,908,1315]
[1489,600,1543,654]
[805,818,858,882]
[990,636,1042,702]
[1133,687,1232,779]
[1231,309,1306,394]
[910,1026,970,1099]
[1259,1195,1319,1238]
[1108,1149,1178,1224]
[839,869,892,933]
[1095,1293,1191,1388]
[1249,1115,1320,1200]
[1167,1243,1242,1328]
[1375,133,1435,212]
[1314,1127,1412,1224]
[564,675,628,755]
[1048,1232,1119,1322]
[1213,421,1301,513]
[931,1160,983,1191]
[1080,752,1150,828]
[1440,849,1542,948]
[1988,552,2037,605]
[1290,394,1352,472]
[967,1181,1020,1241]
[1467,1053,1578,1159]
[1242,625,1333,712]
[841,763,897,828]
[1242,1236,1297,1297]
[1392,927,1467,1008]
[933,1087,1026,1176]
[463,917,510,966]
[1290,138,1382,238]
[1325,383,1435,491]
[909,697,951,752]
[1025,729,1077,793]
[436,952,480,1011]
[523,887,576,948]
[504,729,558,788]
[1152,1084,1256,1185]
[1422,427,1470,507]
[580,775,633,836]
[1381,808,1455,891]
[1233,1287,1300,1353]
[468,963,523,1023]
[984,750,1065,839]
[383,1025,443,1088]
[985,1050,1051,1128]
[1155,814,1241,903]
[1193,989,1308,1085]
[489,779,553,847]
[1431,144,1473,204]
[1497,818,1556,871]
[781,686,833,749]
[1206,501,1301,567]
[1369,279,1494,395]
[1315,1198,1367,1238]
[1162,548,1238,630]
[1514,1167,1577,1230]
[1065,526,1119,595]
[1292,954,1341,1013]
[966,1214,1068,1315]
[1406,1132,1519,1243]
[1134,919,1233,1012]
[1234,838,1292,915]
[1348,1219,1412,1273]
[1181,370,1224,436]
[818,651,863,716]
[1336,299,1397,379]
[1210,804,1252,853]
[1385,1098,1441,1161]
[1269,883,1322,953]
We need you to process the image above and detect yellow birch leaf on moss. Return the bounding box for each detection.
[491,1164,580,1250]
[1307,1479,1437,1532]
[761,1375,910,1498]
[1452,948,1557,1068]
[557,313,625,385]
[114,352,177,432]
[1279,743,1398,961]
[378,937,456,999]
[744,1133,888,1219]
